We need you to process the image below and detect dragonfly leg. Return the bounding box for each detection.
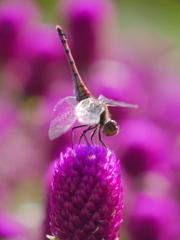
[90,126,98,145]
[79,125,97,146]
[71,125,88,148]
[79,128,89,145]
[98,127,107,148]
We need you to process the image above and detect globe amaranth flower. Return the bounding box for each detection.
[127,193,180,240]
[48,144,123,240]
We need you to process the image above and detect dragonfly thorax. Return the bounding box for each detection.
[75,98,105,125]
[102,120,119,137]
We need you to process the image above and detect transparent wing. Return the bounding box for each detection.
[75,98,105,125]
[48,96,78,140]
[98,94,138,108]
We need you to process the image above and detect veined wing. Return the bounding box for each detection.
[48,96,77,140]
[75,98,105,125]
[98,94,138,108]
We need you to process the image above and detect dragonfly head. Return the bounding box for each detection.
[102,120,119,137]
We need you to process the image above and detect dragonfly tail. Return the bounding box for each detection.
[56,25,91,102]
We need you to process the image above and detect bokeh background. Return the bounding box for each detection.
[0,0,180,239]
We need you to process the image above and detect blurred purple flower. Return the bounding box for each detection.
[0,0,41,64]
[56,0,116,69]
[0,212,27,239]
[127,193,180,240]
[119,119,169,177]
[0,122,48,184]
[86,60,145,120]
[169,137,180,197]
[0,93,18,137]
[150,74,180,129]
[10,24,65,96]
[49,144,123,240]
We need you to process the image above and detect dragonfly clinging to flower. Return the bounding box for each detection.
[48,25,138,147]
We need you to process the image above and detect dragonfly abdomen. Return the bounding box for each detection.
[56,25,91,102]
[74,82,91,102]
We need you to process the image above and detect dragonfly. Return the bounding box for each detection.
[48,25,138,147]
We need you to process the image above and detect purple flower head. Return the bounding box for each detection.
[49,144,123,240]
[0,0,41,64]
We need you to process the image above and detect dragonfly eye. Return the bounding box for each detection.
[102,120,119,137]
